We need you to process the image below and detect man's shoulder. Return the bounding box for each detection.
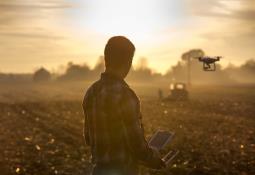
[86,79,126,92]
[86,80,100,94]
[83,80,101,104]
[124,86,138,100]
[83,79,139,103]
[120,84,140,108]
[110,80,138,101]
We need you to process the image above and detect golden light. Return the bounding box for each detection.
[70,0,185,44]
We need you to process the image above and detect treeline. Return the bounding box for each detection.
[32,56,166,83]
[1,49,255,85]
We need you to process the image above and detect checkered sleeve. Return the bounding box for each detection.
[121,88,164,169]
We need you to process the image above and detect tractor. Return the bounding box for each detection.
[164,82,189,101]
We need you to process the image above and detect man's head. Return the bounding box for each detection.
[104,36,135,78]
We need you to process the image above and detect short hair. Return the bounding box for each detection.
[104,36,135,69]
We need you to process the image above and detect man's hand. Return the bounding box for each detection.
[150,148,166,169]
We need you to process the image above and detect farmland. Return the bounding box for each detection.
[0,82,254,175]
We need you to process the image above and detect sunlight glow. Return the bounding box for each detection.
[70,0,185,43]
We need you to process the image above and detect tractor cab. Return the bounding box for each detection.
[168,82,189,101]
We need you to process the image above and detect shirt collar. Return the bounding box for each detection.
[101,72,127,85]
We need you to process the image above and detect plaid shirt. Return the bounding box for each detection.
[82,73,163,172]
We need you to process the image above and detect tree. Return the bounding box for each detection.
[127,57,154,82]
[93,56,105,74]
[59,62,91,81]
[241,59,255,72]
[33,67,51,82]
[181,49,205,86]
[136,57,149,70]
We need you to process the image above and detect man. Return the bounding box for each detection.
[83,36,165,175]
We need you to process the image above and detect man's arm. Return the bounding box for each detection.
[121,89,165,169]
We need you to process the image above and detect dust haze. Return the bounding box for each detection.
[0,1,255,175]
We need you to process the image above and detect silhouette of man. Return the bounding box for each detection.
[83,36,165,175]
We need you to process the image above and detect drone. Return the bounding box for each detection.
[195,56,222,71]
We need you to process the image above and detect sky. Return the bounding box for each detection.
[0,0,254,74]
